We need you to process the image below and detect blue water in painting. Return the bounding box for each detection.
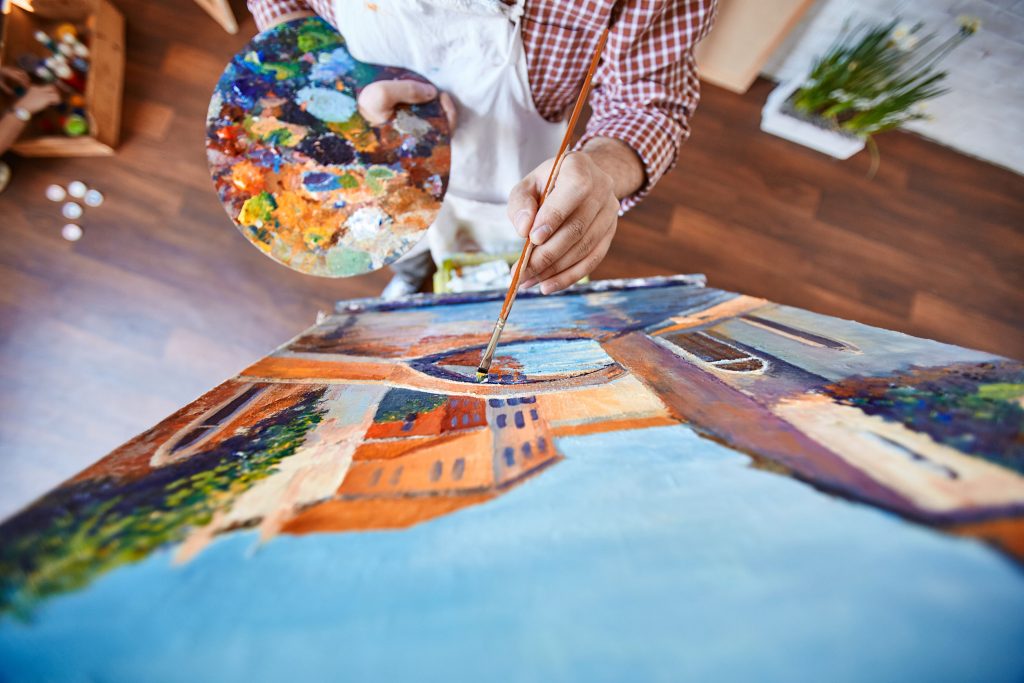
[2,425,1023,682]
[493,339,613,375]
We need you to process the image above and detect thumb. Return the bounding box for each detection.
[358,79,437,125]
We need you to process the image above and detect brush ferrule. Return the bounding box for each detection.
[478,317,506,374]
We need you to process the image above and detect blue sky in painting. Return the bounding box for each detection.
[382,284,733,333]
[2,425,1023,683]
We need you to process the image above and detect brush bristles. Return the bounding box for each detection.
[476,368,488,382]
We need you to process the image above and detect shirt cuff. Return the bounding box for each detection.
[575,108,688,213]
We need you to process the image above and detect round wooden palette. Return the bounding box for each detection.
[206,17,451,278]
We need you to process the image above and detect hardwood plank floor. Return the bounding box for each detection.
[1,0,1021,517]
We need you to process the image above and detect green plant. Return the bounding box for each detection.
[791,15,979,138]
[0,387,329,620]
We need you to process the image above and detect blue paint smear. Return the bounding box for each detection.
[309,47,356,83]
[493,339,613,376]
[301,171,342,192]
[2,426,1023,682]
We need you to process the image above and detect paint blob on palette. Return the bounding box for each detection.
[205,17,450,277]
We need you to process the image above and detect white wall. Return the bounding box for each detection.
[762,0,1024,174]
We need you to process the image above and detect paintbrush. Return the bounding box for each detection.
[476,27,610,383]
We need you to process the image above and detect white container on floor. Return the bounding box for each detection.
[761,79,866,160]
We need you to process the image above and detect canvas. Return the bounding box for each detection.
[206,17,451,277]
[1,276,1023,681]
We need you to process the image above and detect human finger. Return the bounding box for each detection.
[526,152,592,246]
[523,197,603,281]
[522,199,617,287]
[358,79,437,125]
[8,68,30,87]
[439,91,457,131]
[506,167,547,238]
[535,228,615,295]
[42,85,60,105]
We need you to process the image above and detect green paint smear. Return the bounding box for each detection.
[367,167,395,179]
[248,224,275,246]
[264,61,303,81]
[978,383,1024,402]
[374,388,447,423]
[0,389,328,621]
[264,127,296,147]
[238,192,277,227]
[296,17,344,52]
[241,51,303,81]
[364,166,396,195]
[326,247,372,276]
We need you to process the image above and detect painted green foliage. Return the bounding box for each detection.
[825,362,1024,475]
[0,388,329,621]
[373,388,447,423]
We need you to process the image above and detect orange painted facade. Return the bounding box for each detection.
[291,392,564,533]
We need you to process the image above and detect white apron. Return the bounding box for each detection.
[333,0,567,263]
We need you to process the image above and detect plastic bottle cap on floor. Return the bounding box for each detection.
[67,180,87,198]
[45,184,66,202]
[84,189,104,207]
[62,201,83,220]
[61,223,83,241]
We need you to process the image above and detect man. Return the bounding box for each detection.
[247,0,716,295]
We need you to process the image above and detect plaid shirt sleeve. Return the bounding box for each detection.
[247,0,335,31]
[575,1,717,212]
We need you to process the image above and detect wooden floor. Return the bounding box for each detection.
[1,0,1022,517]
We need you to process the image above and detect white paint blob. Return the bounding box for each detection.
[394,110,431,139]
[344,207,393,241]
[295,86,356,123]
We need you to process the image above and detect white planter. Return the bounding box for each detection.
[760,80,866,160]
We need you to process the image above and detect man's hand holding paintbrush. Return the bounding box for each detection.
[509,136,644,295]
[478,28,624,381]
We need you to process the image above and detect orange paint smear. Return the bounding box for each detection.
[282,493,494,534]
[229,159,266,194]
[550,414,678,438]
[353,434,461,461]
[242,356,394,382]
[950,517,1024,561]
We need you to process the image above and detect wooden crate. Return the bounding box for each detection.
[0,0,125,156]
[695,0,814,94]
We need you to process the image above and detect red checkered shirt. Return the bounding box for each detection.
[246,0,717,210]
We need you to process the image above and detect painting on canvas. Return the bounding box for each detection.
[2,276,1023,681]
